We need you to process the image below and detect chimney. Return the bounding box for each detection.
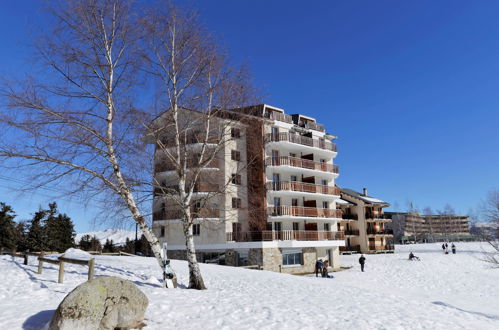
[363,188,368,196]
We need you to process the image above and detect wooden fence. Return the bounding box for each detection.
[37,254,96,284]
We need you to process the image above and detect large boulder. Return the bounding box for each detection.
[49,276,148,330]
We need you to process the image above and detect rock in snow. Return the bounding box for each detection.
[48,276,148,330]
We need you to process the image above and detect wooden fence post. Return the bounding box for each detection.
[23,254,28,265]
[58,260,65,284]
[37,255,44,274]
[88,258,95,281]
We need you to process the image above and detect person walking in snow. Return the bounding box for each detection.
[359,254,366,272]
[445,242,448,249]
[322,260,329,278]
[451,243,456,254]
[442,243,445,251]
[315,259,323,277]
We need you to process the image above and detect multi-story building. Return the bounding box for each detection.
[151,104,344,274]
[387,212,471,243]
[337,188,394,254]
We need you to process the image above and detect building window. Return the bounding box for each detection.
[193,224,200,236]
[289,153,296,157]
[290,175,297,182]
[321,179,327,186]
[231,150,241,161]
[274,222,282,232]
[231,174,241,185]
[231,128,241,138]
[293,222,299,231]
[282,250,302,266]
[324,223,330,231]
[323,201,329,209]
[292,198,298,207]
[160,226,165,237]
[232,197,241,209]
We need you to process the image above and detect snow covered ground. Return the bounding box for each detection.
[1,242,498,329]
[75,228,140,246]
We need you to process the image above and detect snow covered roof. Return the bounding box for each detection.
[340,188,390,206]
[336,198,355,206]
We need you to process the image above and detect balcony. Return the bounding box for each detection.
[344,229,360,236]
[154,208,220,220]
[341,213,358,221]
[297,120,325,132]
[366,213,392,221]
[266,181,340,196]
[340,245,361,253]
[157,134,220,148]
[265,156,339,174]
[366,228,394,236]
[265,111,293,124]
[154,182,219,196]
[265,133,337,152]
[268,206,342,218]
[227,230,344,242]
[369,244,395,251]
[155,158,219,173]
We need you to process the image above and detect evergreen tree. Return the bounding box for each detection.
[44,202,75,252]
[78,234,92,251]
[0,203,17,251]
[14,221,28,252]
[103,239,115,253]
[90,236,102,252]
[120,237,135,254]
[26,208,48,252]
[137,234,152,256]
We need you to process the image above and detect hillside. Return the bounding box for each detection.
[1,242,498,329]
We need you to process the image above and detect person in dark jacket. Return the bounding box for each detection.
[451,243,456,254]
[322,260,329,278]
[442,243,445,251]
[315,259,323,277]
[359,254,366,272]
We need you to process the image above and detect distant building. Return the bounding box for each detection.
[470,222,498,240]
[386,212,472,243]
[337,188,394,254]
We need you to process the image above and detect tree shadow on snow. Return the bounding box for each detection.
[432,301,499,320]
[22,309,55,330]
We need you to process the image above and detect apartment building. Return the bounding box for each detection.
[337,188,394,254]
[151,105,344,274]
[387,212,471,243]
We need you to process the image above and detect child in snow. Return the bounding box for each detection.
[451,243,456,254]
[409,252,420,261]
[315,259,323,277]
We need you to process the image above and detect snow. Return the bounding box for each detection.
[61,248,93,260]
[1,242,499,329]
[359,196,386,204]
[75,228,141,246]
[335,198,353,205]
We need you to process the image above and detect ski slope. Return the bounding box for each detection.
[1,242,498,329]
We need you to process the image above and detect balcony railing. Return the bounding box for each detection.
[344,229,360,236]
[154,208,220,220]
[340,245,361,252]
[341,213,358,220]
[366,213,392,220]
[369,244,395,251]
[157,134,220,148]
[154,183,219,195]
[227,230,344,242]
[266,181,340,195]
[268,206,343,218]
[265,156,339,174]
[265,133,337,152]
[366,228,394,235]
[155,158,219,172]
[297,120,325,132]
[266,111,293,124]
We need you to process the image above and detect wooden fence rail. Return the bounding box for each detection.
[37,254,95,284]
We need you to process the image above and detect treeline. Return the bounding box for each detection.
[77,234,152,256]
[0,202,75,253]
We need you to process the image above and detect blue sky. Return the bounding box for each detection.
[1,1,498,232]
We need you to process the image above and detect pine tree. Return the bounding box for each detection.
[90,236,102,252]
[103,239,116,253]
[44,202,75,252]
[0,203,17,251]
[14,221,28,252]
[26,208,47,252]
[78,234,92,251]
